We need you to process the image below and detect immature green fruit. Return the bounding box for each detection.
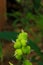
[21,39,27,47]
[18,32,28,40]
[23,60,32,65]
[14,41,21,49]
[15,49,23,55]
[22,32,28,40]
[14,49,23,59]
[16,39,20,42]
[15,54,22,60]
[22,46,31,54]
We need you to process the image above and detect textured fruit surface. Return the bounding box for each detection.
[26,46,31,54]
[14,49,23,59]
[23,60,32,65]
[15,54,22,60]
[22,46,31,54]
[14,31,28,48]
[21,39,27,47]
[18,32,28,40]
[14,41,21,49]
[15,49,23,55]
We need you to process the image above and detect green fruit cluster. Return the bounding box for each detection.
[23,60,32,65]
[14,31,28,49]
[13,31,31,60]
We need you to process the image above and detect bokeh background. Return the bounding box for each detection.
[0,0,43,65]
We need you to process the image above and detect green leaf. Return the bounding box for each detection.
[0,32,19,41]
[36,14,43,30]
[12,19,19,27]
[7,12,21,18]
[33,0,41,10]
[38,61,43,65]
[31,57,43,65]
[28,40,43,60]
[26,12,35,20]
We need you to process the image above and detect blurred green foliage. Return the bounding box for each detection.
[33,0,41,10]
[7,0,43,30]
[0,0,43,65]
[0,32,43,65]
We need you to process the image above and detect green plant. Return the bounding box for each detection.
[9,31,32,65]
[1,0,43,65]
[0,31,43,65]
